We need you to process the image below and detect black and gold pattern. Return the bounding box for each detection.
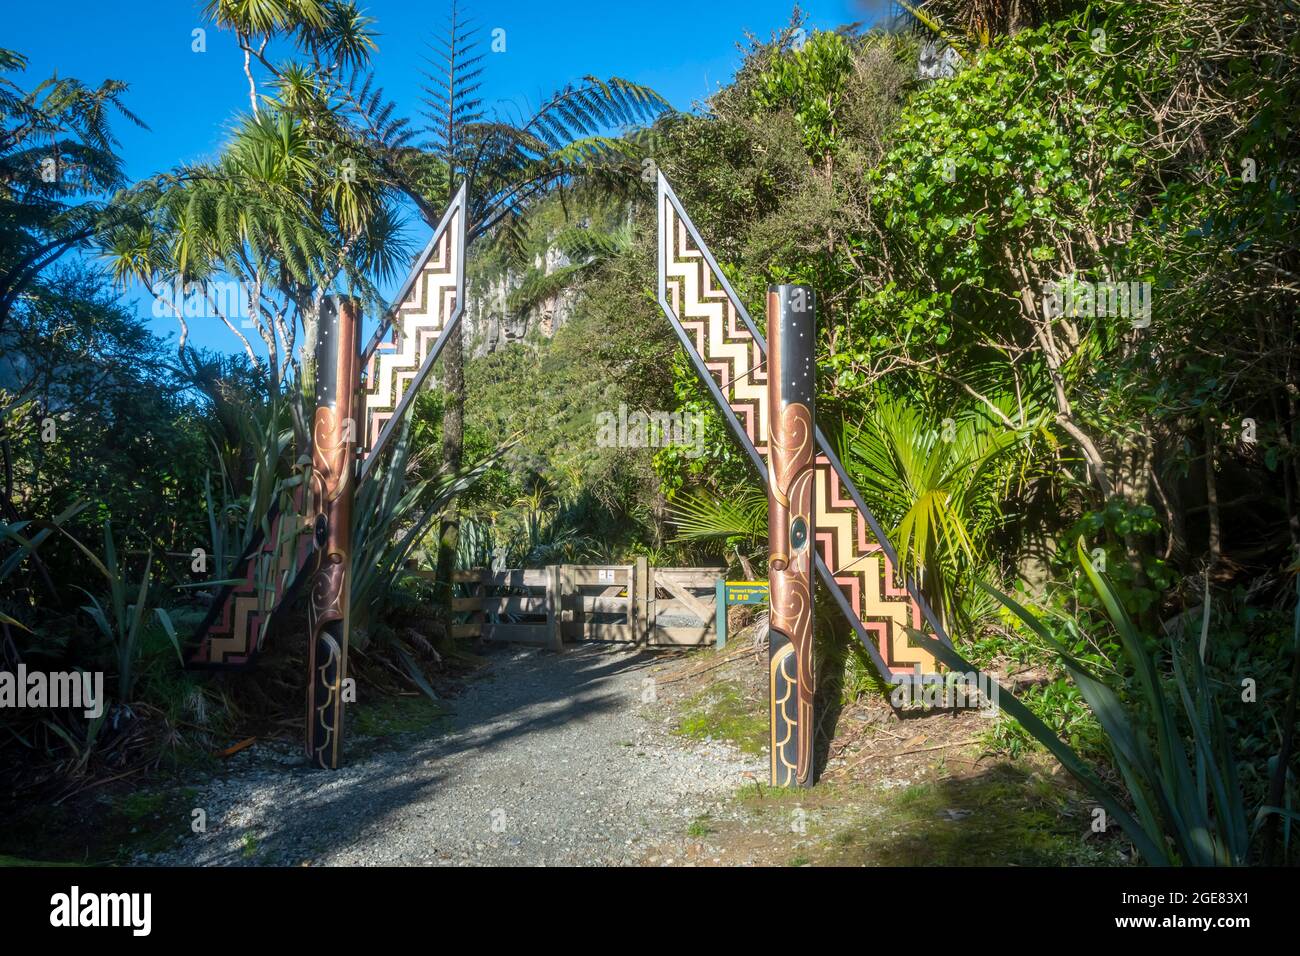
[305,296,360,770]
[359,185,466,470]
[186,491,313,669]
[769,639,798,787]
[766,285,817,786]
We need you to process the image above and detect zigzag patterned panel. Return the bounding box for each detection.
[813,454,934,674]
[661,218,771,458]
[656,173,946,679]
[187,489,313,669]
[188,187,468,669]
[359,183,466,475]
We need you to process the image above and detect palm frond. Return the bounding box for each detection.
[667,487,768,542]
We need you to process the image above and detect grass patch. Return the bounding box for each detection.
[735,781,808,805]
[0,854,79,866]
[117,790,171,824]
[0,784,199,865]
[714,759,1128,867]
[823,763,1122,866]
[674,679,767,755]
[352,694,451,739]
[687,815,715,837]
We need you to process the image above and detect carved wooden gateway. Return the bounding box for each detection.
[186,174,949,779]
[187,186,468,674]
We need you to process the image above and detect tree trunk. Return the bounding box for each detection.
[1204,418,1222,569]
[1288,395,1300,554]
[1114,432,1152,595]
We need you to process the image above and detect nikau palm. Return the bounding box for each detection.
[848,395,1041,631]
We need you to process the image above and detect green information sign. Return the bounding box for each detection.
[714,579,770,649]
[725,581,769,604]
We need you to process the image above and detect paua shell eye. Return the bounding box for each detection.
[790,516,808,551]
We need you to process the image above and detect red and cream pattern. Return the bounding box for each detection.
[661,199,770,457]
[360,203,462,458]
[657,177,938,677]
[190,191,466,670]
[813,456,936,675]
[188,489,313,668]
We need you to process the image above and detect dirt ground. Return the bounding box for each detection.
[3,628,1130,867]
[638,630,1130,866]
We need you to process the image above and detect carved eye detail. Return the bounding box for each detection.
[790,516,808,551]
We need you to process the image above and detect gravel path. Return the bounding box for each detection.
[145,645,763,866]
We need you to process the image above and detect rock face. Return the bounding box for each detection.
[917,40,962,81]
[463,243,579,357]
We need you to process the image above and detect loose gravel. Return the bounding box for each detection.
[143,644,763,866]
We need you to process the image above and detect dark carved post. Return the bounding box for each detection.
[306,295,360,770]
[766,284,817,787]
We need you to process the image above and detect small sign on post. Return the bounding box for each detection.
[714,580,770,649]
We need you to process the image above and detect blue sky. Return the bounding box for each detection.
[9,0,892,355]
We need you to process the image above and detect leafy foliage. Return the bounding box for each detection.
[915,540,1299,865]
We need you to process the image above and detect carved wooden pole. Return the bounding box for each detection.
[766,284,817,787]
[306,295,360,770]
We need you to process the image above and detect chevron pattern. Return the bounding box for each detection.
[662,209,770,457]
[812,455,934,673]
[188,490,313,668]
[657,176,939,677]
[361,202,462,459]
[189,190,467,670]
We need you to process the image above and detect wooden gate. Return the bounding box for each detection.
[448,559,725,649]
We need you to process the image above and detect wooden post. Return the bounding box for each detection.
[634,556,650,644]
[715,577,727,649]
[472,570,486,641]
[766,283,817,787]
[305,295,360,771]
[563,564,575,646]
[646,566,658,644]
[625,561,636,631]
[545,564,564,651]
[449,568,486,640]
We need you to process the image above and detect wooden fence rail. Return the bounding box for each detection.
[439,559,728,649]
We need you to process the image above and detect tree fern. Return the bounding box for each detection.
[0,47,146,328]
